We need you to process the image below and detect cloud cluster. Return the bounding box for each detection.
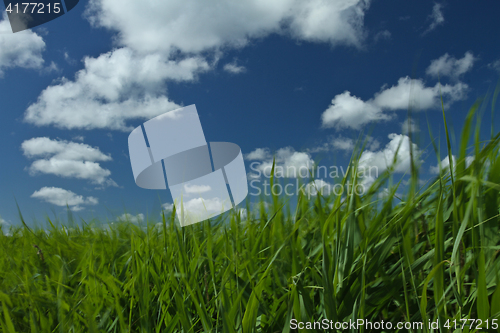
[31,187,98,211]
[0,13,46,76]
[23,0,372,132]
[21,137,116,186]
[24,48,210,130]
[321,76,468,129]
[86,0,370,55]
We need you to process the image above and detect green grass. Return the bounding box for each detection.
[1,94,500,332]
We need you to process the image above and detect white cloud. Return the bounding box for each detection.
[360,133,422,173]
[182,197,229,218]
[429,155,474,174]
[358,133,422,186]
[24,48,210,131]
[224,62,246,74]
[331,137,355,151]
[31,187,98,211]
[245,148,272,161]
[248,147,314,178]
[426,52,476,79]
[430,155,454,174]
[423,3,444,35]
[28,160,115,186]
[21,137,116,186]
[22,137,111,161]
[321,76,468,129]
[117,213,144,224]
[372,77,466,110]
[184,184,211,194]
[85,0,370,55]
[321,91,390,129]
[0,13,46,76]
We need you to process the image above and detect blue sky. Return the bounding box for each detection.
[1,0,499,228]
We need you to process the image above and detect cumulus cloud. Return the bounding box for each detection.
[21,137,116,186]
[22,137,112,161]
[31,187,98,211]
[423,3,444,35]
[358,133,422,186]
[426,52,476,79]
[85,0,370,55]
[371,77,466,110]
[247,147,314,178]
[321,91,391,129]
[24,48,210,131]
[0,13,46,76]
[321,76,468,129]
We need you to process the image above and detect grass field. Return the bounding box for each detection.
[1,94,500,332]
